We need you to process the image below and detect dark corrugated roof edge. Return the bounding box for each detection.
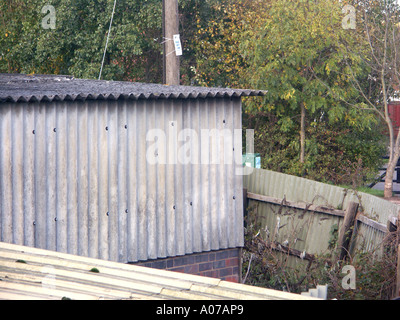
[0,73,266,103]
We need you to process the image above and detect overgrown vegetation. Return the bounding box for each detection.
[242,204,399,300]
[243,111,385,186]
[194,0,388,187]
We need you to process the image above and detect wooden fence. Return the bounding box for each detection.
[243,168,400,269]
[245,191,387,260]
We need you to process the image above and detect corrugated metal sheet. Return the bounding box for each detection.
[0,241,317,300]
[0,74,263,263]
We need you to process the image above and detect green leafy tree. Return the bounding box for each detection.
[244,110,384,185]
[0,0,229,84]
[192,0,268,88]
[0,0,163,82]
[339,0,400,198]
[241,0,377,169]
[179,0,223,85]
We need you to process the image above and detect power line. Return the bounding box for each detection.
[99,0,117,81]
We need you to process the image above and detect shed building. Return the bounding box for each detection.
[0,73,264,282]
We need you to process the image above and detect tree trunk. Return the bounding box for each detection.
[384,103,400,199]
[385,166,395,199]
[300,102,306,164]
[385,149,400,198]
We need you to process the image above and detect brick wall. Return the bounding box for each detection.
[134,248,242,283]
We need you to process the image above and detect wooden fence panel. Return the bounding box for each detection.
[243,169,393,266]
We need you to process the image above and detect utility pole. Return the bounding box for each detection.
[162,0,180,86]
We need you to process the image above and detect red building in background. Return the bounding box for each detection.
[389,100,400,137]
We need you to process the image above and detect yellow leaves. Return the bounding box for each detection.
[195,0,269,88]
[283,88,295,100]
[267,104,275,111]
[325,64,331,75]
[345,114,357,126]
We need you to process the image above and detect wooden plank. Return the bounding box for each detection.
[396,244,400,298]
[247,192,345,217]
[270,242,315,262]
[247,192,388,233]
[163,0,180,85]
[395,212,400,299]
[357,215,387,233]
[337,202,359,261]
[243,188,248,217]
[246,235,315,262]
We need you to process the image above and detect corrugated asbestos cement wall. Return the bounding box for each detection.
[0,97,244,263]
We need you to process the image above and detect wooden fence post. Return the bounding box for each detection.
[337,201,359,261]
[243,188,248,227]
[396,244,400,298]
[395,211,400,298]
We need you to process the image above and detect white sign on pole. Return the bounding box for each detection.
[173,34,183,56]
